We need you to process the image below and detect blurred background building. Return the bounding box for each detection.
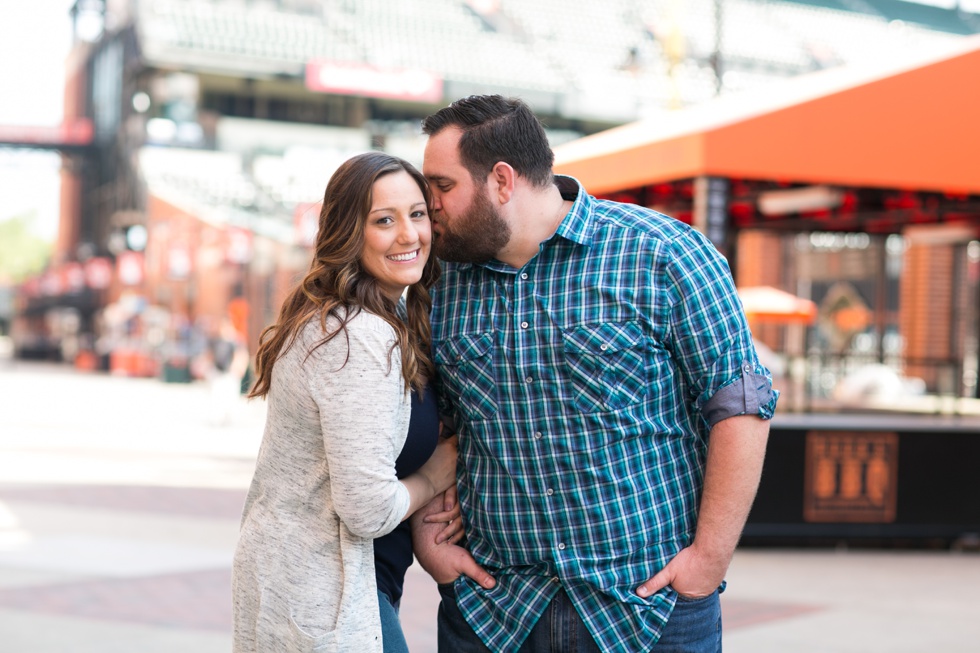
[2,0,979,408]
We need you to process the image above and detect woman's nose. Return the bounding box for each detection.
[396,218,418,243]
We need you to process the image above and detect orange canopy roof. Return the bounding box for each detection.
[554,37,980,196]
[737,286,817,325]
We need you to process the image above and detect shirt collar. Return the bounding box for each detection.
[553,175,596,248]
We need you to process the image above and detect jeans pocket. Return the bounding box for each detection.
[675,592,716,604]
[659,590,722,653]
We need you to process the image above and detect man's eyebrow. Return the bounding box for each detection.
[425,174,449,183]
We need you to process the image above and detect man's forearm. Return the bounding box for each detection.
[693,414,770,566]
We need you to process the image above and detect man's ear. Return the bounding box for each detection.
[489,161,516,204]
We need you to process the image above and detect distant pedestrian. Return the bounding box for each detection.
[205,318,249,425]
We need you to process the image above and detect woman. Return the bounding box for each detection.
[233,152,459,653]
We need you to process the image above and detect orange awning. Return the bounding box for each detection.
[737,286,817,325]
[554,37,980,196]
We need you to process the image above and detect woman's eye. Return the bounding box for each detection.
[411,210,427,219]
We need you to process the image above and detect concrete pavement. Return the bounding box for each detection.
[1,361,978,652]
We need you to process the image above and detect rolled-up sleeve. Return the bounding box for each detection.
[664,232,779,428]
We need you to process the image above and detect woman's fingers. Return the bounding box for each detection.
[423,503,462,524]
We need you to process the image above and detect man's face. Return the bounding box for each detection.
[423,127,511,263]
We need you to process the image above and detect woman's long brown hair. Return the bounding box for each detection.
[248,152,440,399]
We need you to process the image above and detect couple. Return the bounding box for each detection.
[232,95,778,653]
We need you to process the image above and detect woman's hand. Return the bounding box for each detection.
[424,485,465,544]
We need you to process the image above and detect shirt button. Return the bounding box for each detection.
[546,488,554,496]
[534,431,543,439]
[551,576,560,583]
[557,543,565,550]
[520,272,529,280]
[599,343,609,351]
[525,376,534,384]
[743,363,753,373]
[520,321,529,329]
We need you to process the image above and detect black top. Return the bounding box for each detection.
[374,383,439,604]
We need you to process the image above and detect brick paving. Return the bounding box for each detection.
[0,570,232,632]
[720,597,824,630]
[3,363,978,652]
[0,479,824,639]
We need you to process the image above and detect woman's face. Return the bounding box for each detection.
[360,170,432,302]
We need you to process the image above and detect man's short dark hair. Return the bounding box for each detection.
[422,95,554,188]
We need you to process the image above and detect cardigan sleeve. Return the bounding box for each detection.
[304,312,412,539]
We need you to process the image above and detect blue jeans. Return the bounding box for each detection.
[378,589,410,653]
[655,591,722,653]
[438,582,600,652]
[437,582,722,652]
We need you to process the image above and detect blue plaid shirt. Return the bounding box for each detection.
[431,176,778,652]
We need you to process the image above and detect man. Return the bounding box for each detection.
[411,95,777,652]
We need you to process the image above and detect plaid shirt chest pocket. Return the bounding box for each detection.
[434,332,499,421]
[562,321,648,413]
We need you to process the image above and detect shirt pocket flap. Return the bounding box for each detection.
[562,321,643,356]
[435,333,493,364]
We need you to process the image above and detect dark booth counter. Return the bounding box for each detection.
[743,412,980,547]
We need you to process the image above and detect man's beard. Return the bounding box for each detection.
[433,187,511,263]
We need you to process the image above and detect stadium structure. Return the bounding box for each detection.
[6,0,979,378]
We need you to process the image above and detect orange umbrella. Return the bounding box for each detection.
[737,286,817,324]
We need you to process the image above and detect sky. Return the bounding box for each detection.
[0,1,75,242]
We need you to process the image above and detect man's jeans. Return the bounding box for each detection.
[437,581,722,652]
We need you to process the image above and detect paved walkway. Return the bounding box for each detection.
[1,361,978,652]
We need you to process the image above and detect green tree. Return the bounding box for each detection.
[0,211,53,283]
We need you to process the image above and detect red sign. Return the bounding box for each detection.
[85,257,113,289]
[117,251,145,286]
[0,119,94,146]
[40,271,63,296]
[306,61,443,103]
[62,262,86,292]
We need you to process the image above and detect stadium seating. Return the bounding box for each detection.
[131,0,975,220]
[137,0,971,115]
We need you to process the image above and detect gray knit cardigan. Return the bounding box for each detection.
[232,311,411,652]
